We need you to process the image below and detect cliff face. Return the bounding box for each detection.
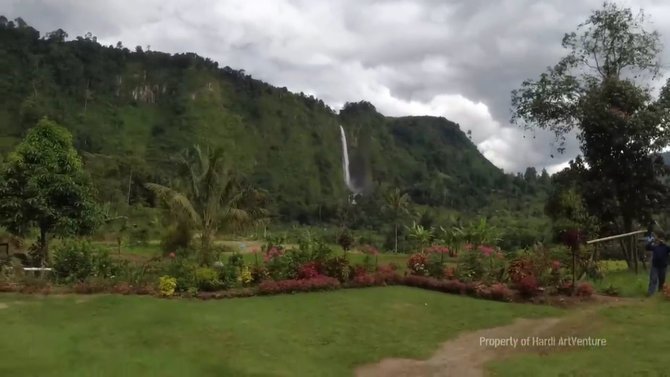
[0,21,507,222]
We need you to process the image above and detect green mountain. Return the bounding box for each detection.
[0,18,539,225]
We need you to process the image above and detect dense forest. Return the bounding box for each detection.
[0,17,552,248]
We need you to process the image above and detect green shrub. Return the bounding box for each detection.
[217,263,239,288]
[456,250,485,282]
[195,267,221,291]
[323,256,350,282]
[52,240,119,283]
[52,240,95,283]
[158,275,177,297]
[163,258,197,292]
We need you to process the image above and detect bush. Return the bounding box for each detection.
[489,283,514,302]
[264,247,290,280]
[322,256,350,282]
[407,253,428,276]
[195,267,222,292]
[158,275,177,297]
[508,257,535,284]
[251,265,269,283]
[52,240,106,283]
[426,252,447,278]
[575,282,594,297]
[517,275,539,298]
[297,261,320,279]
[456,250,485,282]
[257,276,340,295]
[443,266,456,280]
[443,279,466,294]
[237,266,253,286]
[163,258,197,292]
[352,273,377,287]
[403,275,445,292]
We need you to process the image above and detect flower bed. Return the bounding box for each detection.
[0,239,595,305]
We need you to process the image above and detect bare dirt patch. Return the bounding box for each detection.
[356,296,632,377]
[0,302,8,309]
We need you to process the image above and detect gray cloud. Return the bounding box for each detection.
[4,0,670,173]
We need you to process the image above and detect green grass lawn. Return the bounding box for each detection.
[0,287,560,377]
[591,260,651,297]
[487,297,670,376]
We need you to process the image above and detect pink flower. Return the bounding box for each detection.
[478,245,495,257]
[551,260,561,271]
[168,252,176,258]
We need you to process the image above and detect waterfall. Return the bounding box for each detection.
[340,125,353,191]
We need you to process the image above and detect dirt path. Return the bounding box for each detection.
[356,296,635,377]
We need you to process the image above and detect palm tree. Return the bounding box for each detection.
[145,145,267,264]
[383,188,411,253]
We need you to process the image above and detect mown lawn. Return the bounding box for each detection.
[488,297,670,377]
[0,287,560,377]
[592,260,650,298]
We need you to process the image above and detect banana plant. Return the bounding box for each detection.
[406,221,433,252]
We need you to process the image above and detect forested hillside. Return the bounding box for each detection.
[0,18,548,228]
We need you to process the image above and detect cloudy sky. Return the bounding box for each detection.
[4,0,670,174]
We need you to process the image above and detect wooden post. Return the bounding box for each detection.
[632,235,639,275]
[572,245,577,294]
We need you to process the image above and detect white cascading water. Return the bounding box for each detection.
[340,125,354,192]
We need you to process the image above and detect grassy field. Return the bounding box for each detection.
[488,297,670,376]
[0,287,560,377]
[591,260,651,298]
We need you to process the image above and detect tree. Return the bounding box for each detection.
[511,2,670,266]
[45,28,68,42]
[383,188,411,253]
[145,145,266,264]
[0,118,100,263]
[523,167,537,182]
